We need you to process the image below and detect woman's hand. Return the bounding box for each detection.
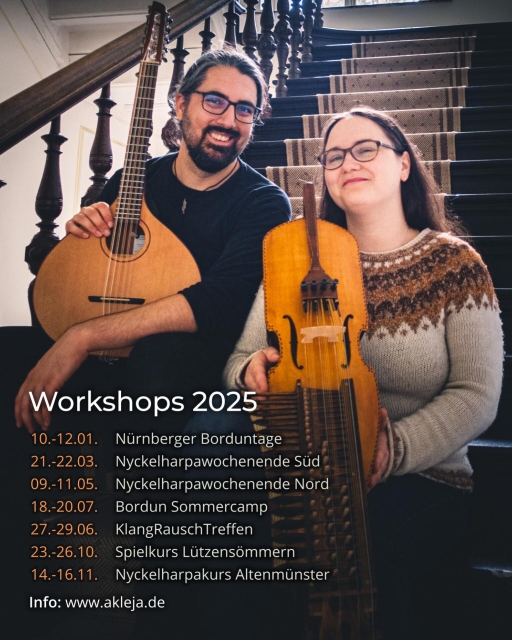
[243,347,280,393]
[368,408,390,490]
[65,202,113,239]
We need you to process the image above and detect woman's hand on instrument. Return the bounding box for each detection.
[243,347,280,393]
[368,408,390,490]
[65,202,114,239]
[14,326,90,434]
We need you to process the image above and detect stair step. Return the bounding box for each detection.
[300,50,512,77]
[270,85,512,117]
[285,66,512,97]
[255,107,512,142]
[471,235,512,288]
[466,440,512,564]
[243,130,512,167]
[451,159,512,195]
[283,194,512,239]
[311,22,512,46]
[448,194,512,235]
[310,35,512,57]
[259,160,512,200]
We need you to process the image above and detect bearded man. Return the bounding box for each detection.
[9,50,290,432]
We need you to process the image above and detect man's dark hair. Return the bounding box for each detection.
[320,106,465,235]
[162,49,267,151]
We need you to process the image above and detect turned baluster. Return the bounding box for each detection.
[289,0,304,80]
[302,0,316,63]
[162,35,189,152]
[80,84,116,207]
[25,117,67,279]
[274,0,292,98]
[169,35,189,96]
[257,0,277,117]
[199,17,215,54]
[242,0,258,62]
[314,0,324,29]
[223,1,238,49]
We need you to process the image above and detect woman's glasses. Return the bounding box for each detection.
[194,91,261,124]
[318,139,404,170]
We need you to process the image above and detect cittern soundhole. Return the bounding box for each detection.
[101,221,150,261]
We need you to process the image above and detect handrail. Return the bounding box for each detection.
[0,0,230,155]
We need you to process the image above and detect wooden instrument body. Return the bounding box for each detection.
[260,213,380,639]
[33,198,201,356]
[263,218,379,481]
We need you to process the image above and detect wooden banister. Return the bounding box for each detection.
[0,0,230,155]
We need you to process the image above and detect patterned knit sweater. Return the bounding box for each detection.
[223,229,503,489]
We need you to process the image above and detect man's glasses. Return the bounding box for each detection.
[318,139,404,170]
[194,91,261,124]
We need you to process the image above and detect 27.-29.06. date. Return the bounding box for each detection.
[31,522,98,536]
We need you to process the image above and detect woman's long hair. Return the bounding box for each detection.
[320,107,464,235]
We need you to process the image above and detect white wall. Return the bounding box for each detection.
[322,0,512,30]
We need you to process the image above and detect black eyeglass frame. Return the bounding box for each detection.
[193,91,262,124]
[317,139,405,170]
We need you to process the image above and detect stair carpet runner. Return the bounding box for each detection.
[264,33,490,217]
[254,23,512,639]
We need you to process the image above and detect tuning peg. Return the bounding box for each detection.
[165,33,171,42]
[166,14,173,24]
[162,55,168,63]
[163,46,168,53]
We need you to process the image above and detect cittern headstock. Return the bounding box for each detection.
[142,2,168,64]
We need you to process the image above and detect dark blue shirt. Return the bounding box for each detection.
[99,154,290,343]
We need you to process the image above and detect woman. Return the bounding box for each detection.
[188,107,503,638]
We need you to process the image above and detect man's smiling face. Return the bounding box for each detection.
[175,66,258,174]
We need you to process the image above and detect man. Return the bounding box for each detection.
[0,49,289,638]
[11,49,290,432]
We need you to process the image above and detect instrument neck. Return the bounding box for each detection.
[117,61,159,223]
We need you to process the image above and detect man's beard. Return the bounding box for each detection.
[181,111,246,174]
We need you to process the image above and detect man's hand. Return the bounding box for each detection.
[65,202,113,239]
[243,347,280,393]
[15,326,90,433]
[368,408,390,490]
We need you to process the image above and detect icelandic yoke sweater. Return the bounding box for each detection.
[223,229,503,489]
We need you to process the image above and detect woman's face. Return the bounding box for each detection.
[323,116,410,219]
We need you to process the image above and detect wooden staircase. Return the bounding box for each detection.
[242,20,512,639]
